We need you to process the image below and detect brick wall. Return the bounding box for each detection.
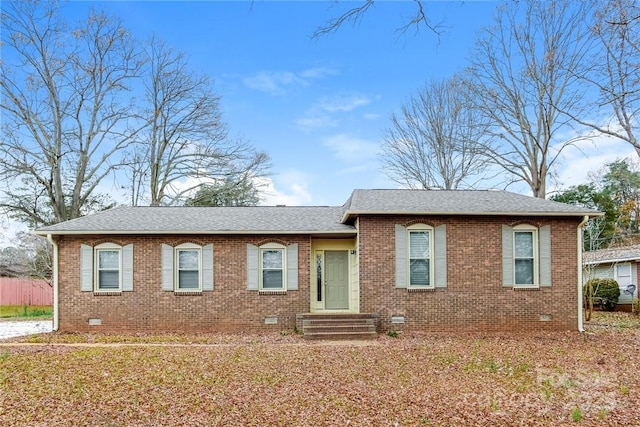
[54,214,582,334]
[56,234,310,333]
[357,215,581,333]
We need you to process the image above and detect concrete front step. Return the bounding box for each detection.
[304,331,378,340]
[298,313,379,340]
[302,319,375,327]
[303,324,376,334]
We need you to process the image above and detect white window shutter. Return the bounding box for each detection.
[122,244,134,291]
[395,224,407,288]
[539,225,551,287]
[502,225,514,287]
[80,244,93,291]
[202,244,214,291]
[247,244,259,290]
[161,244,174,291]
[434,225,447,288]
[287,243,298,290]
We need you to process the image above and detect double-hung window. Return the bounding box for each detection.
[395,223,447,289]
[161,243,214,292]
[409,228,432,288]
[176,245,201,291]
[513,226,538,286]
[80,242,133,293]
[502,224,551,288]
[260,244,285,290]
[246,243,298,292]
[95,244,121,291]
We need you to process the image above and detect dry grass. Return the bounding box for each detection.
[1,313,639,426]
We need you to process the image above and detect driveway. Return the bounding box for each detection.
[0,319,53,339]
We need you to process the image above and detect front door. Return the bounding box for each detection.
[325,250,349,310]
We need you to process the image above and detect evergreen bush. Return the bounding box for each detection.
[584,278,620,311]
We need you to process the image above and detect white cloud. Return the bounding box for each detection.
[256,174,313,206]
[136,173,314,207]
[551,132,635,192]
[299,67,339,80]
[323,134,380,164]
[242,71,305,94]
[363,113,381,120]
[243,67,338,95]
[153,175,217,203]
[294,114,337,130]
[295,93,375,131]
[318,95,371,112]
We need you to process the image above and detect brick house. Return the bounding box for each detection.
[35,189,597,336]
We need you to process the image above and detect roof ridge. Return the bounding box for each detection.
[97,205,343,209]
[353,188,501,192]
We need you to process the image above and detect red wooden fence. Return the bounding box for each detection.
[0,278,52,306]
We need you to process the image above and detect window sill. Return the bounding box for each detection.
[174,291,203,296]
[513,286,540,291]
[407,287,436,292]
[93,291,122,296]
[259,290,287,295]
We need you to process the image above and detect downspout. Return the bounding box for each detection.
[577,215,589,333]
[47,234,59,331]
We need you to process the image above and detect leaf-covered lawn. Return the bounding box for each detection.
[1,314,639,426]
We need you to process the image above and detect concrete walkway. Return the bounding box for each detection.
[0,319,53,340]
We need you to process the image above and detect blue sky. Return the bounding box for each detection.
[0,1,636,242]
[60,0,508,206]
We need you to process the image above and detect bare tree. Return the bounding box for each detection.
[380,76,488,190]
[466,0,592,198]
[312,0,444,39]
[0,1,144,226]
[0,231,51,280]
[129,38,270,206]
[563,0,640,156]
[582,216,618,321]
[0,246,29,278]
[15,231,52,282]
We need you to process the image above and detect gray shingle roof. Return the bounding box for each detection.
[583,245,640,265]
[35,206,354,235]
[35,189,600,236]
[342,189,599,221]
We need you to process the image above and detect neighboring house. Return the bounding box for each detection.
[35,189,598,335]
[583,245,640,308]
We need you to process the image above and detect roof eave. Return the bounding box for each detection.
[341,210,603,223]
[33,229,356,236]
[583,256,640,265]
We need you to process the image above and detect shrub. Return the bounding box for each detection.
[584,278,620,311]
